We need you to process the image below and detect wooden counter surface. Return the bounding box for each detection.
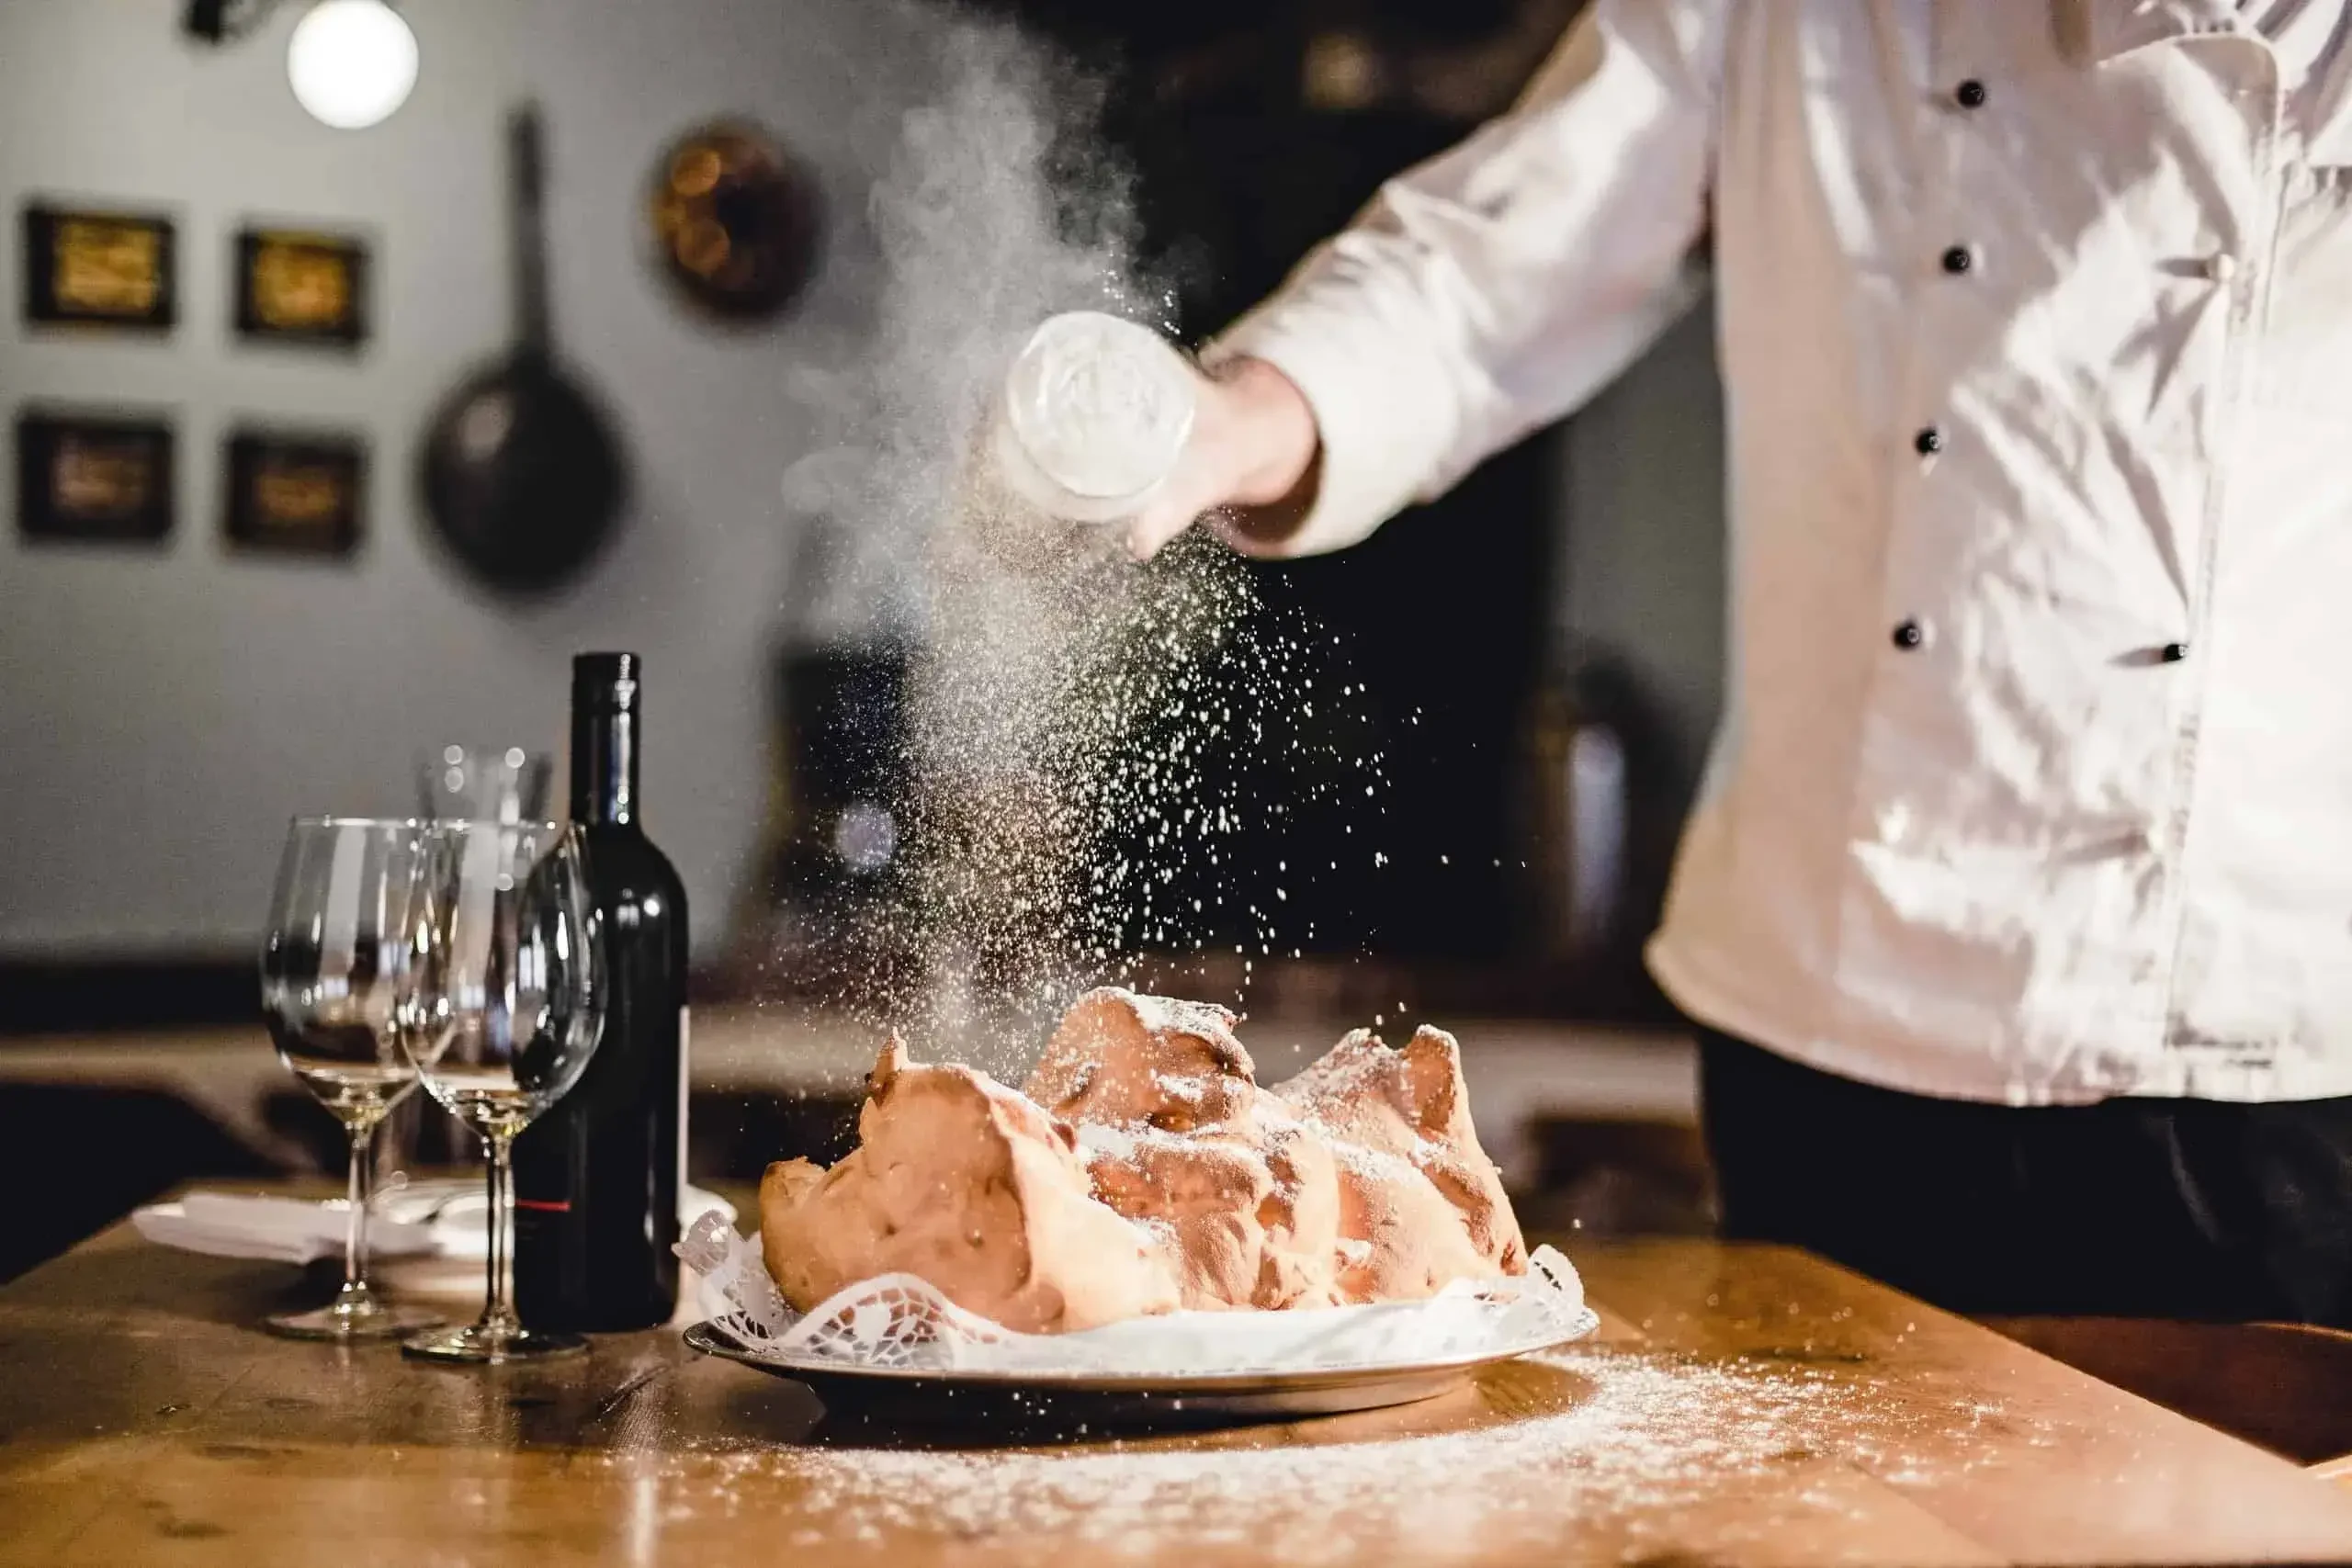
[4,1205,2351,1566]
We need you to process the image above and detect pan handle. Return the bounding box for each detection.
[508,103,551,353]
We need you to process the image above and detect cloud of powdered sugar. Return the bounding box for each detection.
[775,2,1385,1077]
[779,2,1169,637]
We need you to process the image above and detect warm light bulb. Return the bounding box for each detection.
[286,0,417,130]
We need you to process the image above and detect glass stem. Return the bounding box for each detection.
[341,1119,376,1300]
[483,1130,519,1337]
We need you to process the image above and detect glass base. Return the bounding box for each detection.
[265,1292,443,1342]
[401,1321,588,1365]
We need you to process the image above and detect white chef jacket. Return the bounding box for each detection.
[1214,0,2352,1105]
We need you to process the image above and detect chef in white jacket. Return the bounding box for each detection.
[1131,0,2352,1322]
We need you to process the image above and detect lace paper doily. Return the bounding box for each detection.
[677,1211,1597,1377]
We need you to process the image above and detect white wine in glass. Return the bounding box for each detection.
[399,819,605,1364]
[284,1060,416,1125]
[258,817,444,1341]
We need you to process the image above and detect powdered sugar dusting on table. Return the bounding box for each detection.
[599,1348,2037,1562]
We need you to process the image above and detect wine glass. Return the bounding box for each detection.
[398,819,605,1363]
[257,817,444,1340]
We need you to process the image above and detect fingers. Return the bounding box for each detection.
[1124,498,1204,562]
[1121,356,1304,561]
[1122,399,1234,560]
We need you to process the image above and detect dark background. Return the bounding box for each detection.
[958,0,1674,987]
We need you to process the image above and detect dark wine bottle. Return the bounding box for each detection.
[514,652,689,1331]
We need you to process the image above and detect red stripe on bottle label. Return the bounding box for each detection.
[514,1198,572,1213]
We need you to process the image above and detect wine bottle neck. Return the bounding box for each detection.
[570,652,642,828]
[571,706,637,826]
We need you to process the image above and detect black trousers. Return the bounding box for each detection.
[1699,1030,2352,1325]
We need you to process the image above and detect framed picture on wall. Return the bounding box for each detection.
[15,408,176,544]
[222,427,366,558]
[234,225,370,347]
[21,203,177,330]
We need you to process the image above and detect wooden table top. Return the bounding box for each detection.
[6,1208,2352,1567]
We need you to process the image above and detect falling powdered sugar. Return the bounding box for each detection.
[770,4,1395,1074]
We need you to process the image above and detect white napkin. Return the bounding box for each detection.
[133,1191,435,1266]
[134,1183,738,1266]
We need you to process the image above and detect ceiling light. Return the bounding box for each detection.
[285,0,417,130]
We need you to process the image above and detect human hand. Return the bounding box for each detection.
[1123,356,1322,561]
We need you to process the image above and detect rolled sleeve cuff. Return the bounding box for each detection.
[1204,297,1458,559]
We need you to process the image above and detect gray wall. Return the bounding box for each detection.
[0,0,898,959]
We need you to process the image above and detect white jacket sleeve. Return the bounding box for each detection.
[1208,0,1728,557]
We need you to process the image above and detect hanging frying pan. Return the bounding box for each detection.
[421,103,626,594]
